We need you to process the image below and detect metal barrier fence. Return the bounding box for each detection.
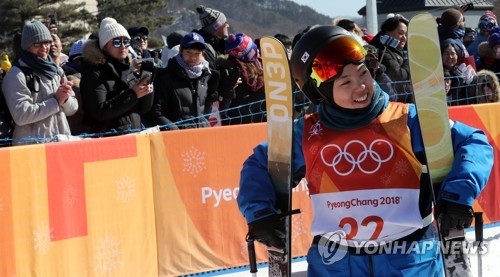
[0,73,497,147]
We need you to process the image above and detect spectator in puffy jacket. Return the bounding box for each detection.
[80,17,153,133]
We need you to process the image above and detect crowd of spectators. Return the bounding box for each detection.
[0,4,498,147]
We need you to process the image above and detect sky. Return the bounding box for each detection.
[290,0,366,18]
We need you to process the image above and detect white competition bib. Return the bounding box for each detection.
[310,188,424,246]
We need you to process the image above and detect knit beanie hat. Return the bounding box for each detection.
[440,8,463,28]
[69,39,87,58]
[98,17,130,49]
[225,33,258,62]
[488,26,500,48]
[479,11,498,31]
[21,20,53,50]
[196,5,227,35]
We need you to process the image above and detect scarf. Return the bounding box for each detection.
[438,25,465,41]
[175,54,210,79]
[319,82,389,130]
[17,50,58,80]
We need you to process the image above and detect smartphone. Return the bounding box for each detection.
[461,2,474,12]
[141,70,153,83]
[380,35,400,49]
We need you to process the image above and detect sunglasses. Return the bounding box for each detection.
[112,38,131,48]
[133,35,148,41]
[310,36,366,85]
[33,41,52,48]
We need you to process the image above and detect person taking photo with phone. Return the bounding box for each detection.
[369,14,412,102]
[80,17,153,134]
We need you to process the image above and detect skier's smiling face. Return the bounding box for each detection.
[332,63,374,109]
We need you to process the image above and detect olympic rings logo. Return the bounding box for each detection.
[320,139,393,176]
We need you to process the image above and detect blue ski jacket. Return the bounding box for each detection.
[237,104,493,223]
[237,102,493,276]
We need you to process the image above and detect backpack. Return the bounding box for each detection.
[0,75,13,141]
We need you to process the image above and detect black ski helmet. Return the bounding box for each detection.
[290,25,365,104]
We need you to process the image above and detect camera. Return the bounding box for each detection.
[380,35,400,49]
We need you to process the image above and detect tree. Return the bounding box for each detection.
[96,0,173,31]
[0,0,96,54]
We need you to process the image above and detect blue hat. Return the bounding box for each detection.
[488,26,500,48]
[180,32,206,49]
[225,33,258,62]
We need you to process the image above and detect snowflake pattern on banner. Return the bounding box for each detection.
[292,213,307,241]
[33,221,54,255]
[94,231,123,275]
[240,241,248,257]
[182,146,206,177]
[116,174,136,205]
[63,184,79,207]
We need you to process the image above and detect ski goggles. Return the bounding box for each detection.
[310,36,366,86]
[112,38,131,48]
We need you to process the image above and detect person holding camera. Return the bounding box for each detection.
[80,17,153,134]
[145,32,217,130]
[369,14,412,103]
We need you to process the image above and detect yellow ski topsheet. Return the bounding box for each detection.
[261,37,294,191]
[408,13,454,183]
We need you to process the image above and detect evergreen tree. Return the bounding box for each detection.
[96,0,172,31]
[0,0,96,53]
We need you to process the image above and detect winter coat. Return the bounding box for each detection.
[1,60,78,145]
[80,40,153,133]
[145,56,216,129]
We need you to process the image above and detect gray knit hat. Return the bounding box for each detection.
[21,20,53,50]
[98,17,130,49]
[196,5,227,35]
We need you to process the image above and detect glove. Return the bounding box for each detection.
[438,201,474,237]
[248,214,286,249]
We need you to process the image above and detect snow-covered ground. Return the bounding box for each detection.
[207,223,500,277]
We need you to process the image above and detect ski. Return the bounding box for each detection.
[408,12,471,277]
[259,36,295,276]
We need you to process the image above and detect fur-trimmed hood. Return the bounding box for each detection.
[81,39,133,66]
[476,69,500,103]
[478,41,494,58]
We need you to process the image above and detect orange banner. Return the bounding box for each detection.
[150,124,313,276]
[449,103,500,224]
[0,135,157,276]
